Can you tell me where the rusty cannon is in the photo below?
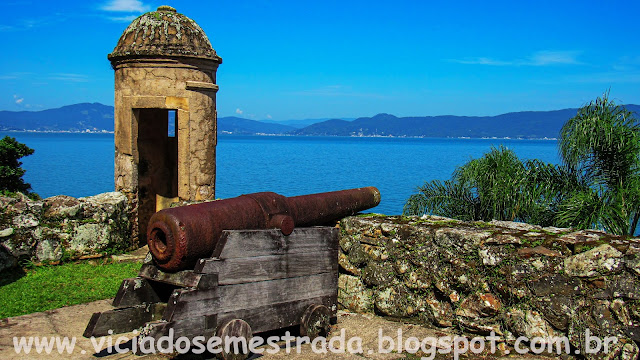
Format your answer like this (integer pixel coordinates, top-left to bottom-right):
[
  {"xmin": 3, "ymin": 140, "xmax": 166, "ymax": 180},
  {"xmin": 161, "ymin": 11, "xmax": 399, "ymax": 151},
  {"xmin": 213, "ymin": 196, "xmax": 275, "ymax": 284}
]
[
  {"xmin": 147, "ymin": 186, "xmax": 381, "ymax": 272},
  {"xmin": 85, "ymin": 186, "xmax": 380, "ymax": 359}
]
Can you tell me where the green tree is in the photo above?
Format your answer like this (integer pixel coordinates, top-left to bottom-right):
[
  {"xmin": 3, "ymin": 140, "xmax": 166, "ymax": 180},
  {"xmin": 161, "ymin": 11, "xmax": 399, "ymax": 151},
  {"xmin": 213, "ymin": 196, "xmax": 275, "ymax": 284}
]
[
  {"xmin": 404, "ymin": 146, "xmax": 573, "ymax": 226},
  {"xmin": 557, "ymin": 92, "xmax": 640, "ymax": 235},
  {"xmin": 0, "ymin": 136, "xmax": 35, "ymax": 195},
  {"xmin": 404, "ymin": 92, "xmax": 640, "ymax": 236}
]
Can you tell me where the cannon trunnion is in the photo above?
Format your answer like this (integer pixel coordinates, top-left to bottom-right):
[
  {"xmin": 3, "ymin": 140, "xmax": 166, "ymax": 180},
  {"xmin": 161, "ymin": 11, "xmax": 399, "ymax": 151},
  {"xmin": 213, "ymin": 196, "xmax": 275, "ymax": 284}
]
[
  {"xmin": 146, "ymin": 186, "xmax": 381, "ymax": 272},
  {"xmin": 84, "ymin": 187, "xmax": 380, "ymax": 358}
]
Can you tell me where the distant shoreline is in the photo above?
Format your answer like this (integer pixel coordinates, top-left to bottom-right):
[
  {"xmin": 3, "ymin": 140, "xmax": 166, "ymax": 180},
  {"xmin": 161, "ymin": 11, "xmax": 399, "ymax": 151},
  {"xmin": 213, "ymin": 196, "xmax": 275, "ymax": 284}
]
[
  {"xmin": 0, "ymin": 130, "xmax": 114, "ymax": 134},
  {"xmin": 1, "ymin": 130, "xmax": 557, "ymax": 141}
]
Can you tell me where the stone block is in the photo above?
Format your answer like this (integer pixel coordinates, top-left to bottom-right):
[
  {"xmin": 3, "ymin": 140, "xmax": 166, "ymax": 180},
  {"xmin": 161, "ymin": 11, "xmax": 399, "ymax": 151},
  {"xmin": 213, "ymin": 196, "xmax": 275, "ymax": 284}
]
[
  {"xmin": 564, "ymin": 244, "xmax": 624, "ymax": 277},
  {"xmin": 338, "ymin": 274, "xmax": 373, "ymax": 313}
]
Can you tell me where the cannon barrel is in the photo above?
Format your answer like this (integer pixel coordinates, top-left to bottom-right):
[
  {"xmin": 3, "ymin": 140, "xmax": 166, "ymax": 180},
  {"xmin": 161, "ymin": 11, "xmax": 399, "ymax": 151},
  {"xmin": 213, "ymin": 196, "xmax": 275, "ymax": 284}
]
[{"xmin": 147, "ymin": 186, "xmax": 381, "ymax": 272}]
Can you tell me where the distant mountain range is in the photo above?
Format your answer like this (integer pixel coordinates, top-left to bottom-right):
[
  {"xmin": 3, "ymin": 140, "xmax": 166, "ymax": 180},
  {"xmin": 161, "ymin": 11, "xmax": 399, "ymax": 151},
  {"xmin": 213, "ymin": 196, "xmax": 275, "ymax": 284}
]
[
  {"xmin": 218, "ymin": 116, "xmax": 296, "ymax": 134},
  {"xmin": 0, "ymin": 103, "xmax": 115, "ymax": 132},
  {"xmin": 261, "ymin": 118, "xmax": 356, "ymax": 129},
  {"xmin": 1, "ymin": 103, "xmax": 639, "ymax": 139}
]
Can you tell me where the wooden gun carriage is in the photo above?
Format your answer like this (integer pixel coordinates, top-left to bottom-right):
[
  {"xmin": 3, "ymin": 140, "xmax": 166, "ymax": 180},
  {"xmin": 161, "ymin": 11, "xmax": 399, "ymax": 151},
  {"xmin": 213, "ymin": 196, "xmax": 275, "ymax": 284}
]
[{"xmin": 84, "ymin": 187, "xmax": 380, "ymax": 358}]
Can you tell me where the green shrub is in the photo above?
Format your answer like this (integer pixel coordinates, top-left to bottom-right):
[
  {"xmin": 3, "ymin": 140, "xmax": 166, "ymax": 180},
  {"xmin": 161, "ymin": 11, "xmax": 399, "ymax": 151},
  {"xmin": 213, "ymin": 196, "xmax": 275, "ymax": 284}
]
[{"xmin": 0, "ymin": 136, "xmax": 35, "ymax": 195}]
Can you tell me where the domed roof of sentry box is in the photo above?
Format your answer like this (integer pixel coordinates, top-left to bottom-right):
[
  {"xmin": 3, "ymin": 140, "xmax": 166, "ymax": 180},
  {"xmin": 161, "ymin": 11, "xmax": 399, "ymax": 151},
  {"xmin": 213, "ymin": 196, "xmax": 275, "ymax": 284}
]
[{"xmin": 108, "ymin": 5, "xmax": 222, "ymax": 63}]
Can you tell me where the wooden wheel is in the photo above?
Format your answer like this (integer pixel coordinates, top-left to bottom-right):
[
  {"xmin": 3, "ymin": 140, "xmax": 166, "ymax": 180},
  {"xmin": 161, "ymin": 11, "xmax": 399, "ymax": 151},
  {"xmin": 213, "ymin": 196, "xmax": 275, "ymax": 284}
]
[
  {"xmin": 299, "ymin": 304, "xmax": 331, "ymax": 339},
  {"xmin": 216, "ymin": 319, "xmax": 252, "ymax": 360}
]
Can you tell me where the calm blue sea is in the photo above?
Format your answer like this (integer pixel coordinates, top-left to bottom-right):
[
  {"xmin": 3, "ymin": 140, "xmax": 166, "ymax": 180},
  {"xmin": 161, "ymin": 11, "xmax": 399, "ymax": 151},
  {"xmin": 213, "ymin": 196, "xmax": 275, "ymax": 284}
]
[{"xmin": 1, "ymin": 132, "xmax": 559, "ymax": 215}]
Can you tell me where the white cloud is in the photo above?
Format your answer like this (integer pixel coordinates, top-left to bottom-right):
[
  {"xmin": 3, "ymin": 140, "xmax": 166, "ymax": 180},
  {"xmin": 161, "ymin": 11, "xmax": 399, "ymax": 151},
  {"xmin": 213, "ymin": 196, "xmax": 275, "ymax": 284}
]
[
  {"xmin": 235, "ymin": 108, "xmax": 243, "ymax": 115},
  {"xmin": 449, "ymin": 50, "xmax": 582, "ymax": 67},
  {"xmin": 449, "ymin": 57, "xmax": 512, "ymax": 66},
  {"xmin": 0, "ymin": 15, "xmax": 67, "ymax": 32},
  {"xmin": 101, "ymin": 0, "xmax": 149, "ymax": 12},
  {"xmin": 266, "ymin": 114, "xmax": 272, "ymax": 119},
  {"xmin": 529, "ymin": 51, "xmax": 581, "ymax": 66},
  {"xmin": 13, "ymin": 95, "xmax": 24, "ymax": 104},
  {"xmin": 108, "ymin": 15, "xmax": 139, "ymax": 22},
  {"xmin": 611, "ymin": 56, "xmax": 640, "ymax": 72},
  {"xmin": 48, "ymin": 73, "xmax": 89, "ymax": 82}
]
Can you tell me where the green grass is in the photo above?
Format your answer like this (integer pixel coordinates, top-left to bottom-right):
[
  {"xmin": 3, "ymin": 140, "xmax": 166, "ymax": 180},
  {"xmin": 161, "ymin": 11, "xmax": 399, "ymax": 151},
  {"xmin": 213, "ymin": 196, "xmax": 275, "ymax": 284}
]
[{"xmin": 0, "ymin": 261, "xmax": 140, "ymax": 319}]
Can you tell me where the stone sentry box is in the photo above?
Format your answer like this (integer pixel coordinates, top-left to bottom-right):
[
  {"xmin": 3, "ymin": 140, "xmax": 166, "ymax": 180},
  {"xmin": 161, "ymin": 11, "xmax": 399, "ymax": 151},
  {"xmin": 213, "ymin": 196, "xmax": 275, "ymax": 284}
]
[{"xmin": 109, "ymin": 5, "xmax": 222, "ymax": 243}]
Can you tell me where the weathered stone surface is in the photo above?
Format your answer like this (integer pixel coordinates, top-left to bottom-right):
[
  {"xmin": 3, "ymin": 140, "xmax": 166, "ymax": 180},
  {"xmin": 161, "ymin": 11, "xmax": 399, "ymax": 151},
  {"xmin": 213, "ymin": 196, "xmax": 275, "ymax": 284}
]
[
  {"xmin": 529, "ymin": 274, "xmax": 581, "ymax": 297},
  {"xmin": 431, "ymin": 265, "xmax": 456, "ymax": 297},
  {"xmin": 12, "ymin": 214, "xmax": 39, "ymax": 228},
  {"xmin": 379, "ymin": 222, "xmax": 401, "ymax": 236},
  {"xmin": 360, "ymin": 243, "xmax": 388, "ymax": 261},
  {"xmin": 361, "ymin": 262, "xmax": 395, "ymax": 287},
  {"xmin": 564, "ymin": 244, "xmax": 624, "ymax": 277},
  {"xmin": 485, "ymin": 233, "xmax": 523, "ymax": 245},
  {"xmin": 347, "ymin": 242, "xmax": 370, "ymax": 267},
  {"xmin": 337, "ymin": 215, "xmax": 640, "ymax": 360},
  {"xmin": 592, "ymin": 301, "xmax": 624, "ymax": 336},
  {"xmin": 534, "ymin": 296, "xmax": 573, "ymax": 331},
  {"xmin": 435, "ymin": 227, "xmax": 491, "ymax": 248},
  {"xmin": 542, "ymin": 226, "xmax": 572, "ymax": 235},
  {"xmin": 506, "ymin": 308, "xmax": 562, "ymax": 341},
  {"xmin": 610, "ymin": 299, "xmax": 633, "ymax": 327},
  {"xmin": 393, "ymin": 259, "xmax": 410, "ymax": 274},
  {"xmin": 629, "ymin": 301, "xmax": 640, "ymax": 322},
  {"xmin": 338, "ymin": 251, "xmax": 360, "ymax": 276},
  {"xmin": 558, "ymin": 230, "xmax": 605, "ymax": 245},
  {"xmin": 621, "ymin": 343, "xmax": 640, "ymax": 360},
  {"xmin": 418, "ymin": 294, "xmax": 454, "ymax": 327},
  {"xmin": 80, "ymin": 192, "xmax": 128, "ymax": 221},
  {"xmin": 455, "ymin": 293, "xmax": 501, "ymax": 318},
  {"xmin": 517, "ymin": 246, "xmax": 562, "ymax": 258},
  {"xmin": 0, "ymin": 192, "xmax": 131, "ymax": 270},
  {"xmin": 626, "ymin": 253, "xmax": 640, "ymax": 276},
  {"xmin": 338, "ymin": 274, "xmax": 373, "ymax": 313},
  {"xmin": 569, "ymin": 302, "xmax": 636, "ymax": 359},
  {"xmin": 7, "ymin": 193, "xmax": 42, "ymax": 214},
  {"xmin": 360, "ymin": 233, "xmax": 386, "ymax": 246},
  {"xmin": 404, "ymin": 269, "xmax": 431, "ymax": 289},
  {"xmin": 339, "ymin": 231, "xmax": 357, "ymax": 253},
  {"xmin": 479, "ymin": 247, "xmax": 503, "ymax": 265},
  {"xmin": 0, "ymin": 228, "xmax": 14, "ymax": 238},
  {"xmin": 493, "ymin": 273, "xmax": 532, "ymax": 301},
  {"xmin": 489, "ymin": 220, "xmax": 538, "ymax": 232},
  {"xmin": 609, "ymin": 273, "xmax": 640, "ymax": 300},
  {"xmin": 374, "ymin": 286, "xmax": 417, "ymax": 317},
  {"xmin": 109, "ymin": 6, "xmax": 220, "ymax": 61},
  {"xmin": 35, "ymin": 238, "xmax": 62, "ymax": 262},
  {"xmin": 69, "ymin": 224, "xmax": 110, "ymax": 253},
  {"xmin": 43, "ymin": 195, "xmax": 81, "ymax": 219},
  {"xmin": 2, "ymin": 233, "xmax": 35, "ymax": 259},
  {"xmin": 457, "ymin": 317, "xmax": 503, "ymax": 336}
]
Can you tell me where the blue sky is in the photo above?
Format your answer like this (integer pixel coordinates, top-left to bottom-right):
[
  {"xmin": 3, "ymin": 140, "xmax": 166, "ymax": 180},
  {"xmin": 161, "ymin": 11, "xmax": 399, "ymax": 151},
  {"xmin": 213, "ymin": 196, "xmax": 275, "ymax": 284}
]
[{"xmin": 1, "ymin": 0, "xmax": 639, "ymax": 120}]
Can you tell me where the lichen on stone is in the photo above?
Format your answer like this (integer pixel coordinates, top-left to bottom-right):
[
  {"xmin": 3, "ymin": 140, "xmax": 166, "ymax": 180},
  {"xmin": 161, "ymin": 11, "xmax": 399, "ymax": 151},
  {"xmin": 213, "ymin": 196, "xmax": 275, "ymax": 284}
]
[
  {"xmin": 336, "ymin": 214, "xmax": 640, "ymax": 358},
  {"xmin": 108, "ymin": 7, "xmax": 219, "ymax": 62}
]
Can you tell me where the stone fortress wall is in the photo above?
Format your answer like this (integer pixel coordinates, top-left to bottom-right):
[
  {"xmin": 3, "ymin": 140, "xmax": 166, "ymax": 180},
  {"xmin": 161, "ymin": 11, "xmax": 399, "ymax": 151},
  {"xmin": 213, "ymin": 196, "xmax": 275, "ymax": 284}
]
[
  {"xmin": 338, "ymin": 214, "xmax": 640, "ymax": 358},
  {"xmin": 0, "ymin": 192, "xmax": 131, "ymax": 271}
]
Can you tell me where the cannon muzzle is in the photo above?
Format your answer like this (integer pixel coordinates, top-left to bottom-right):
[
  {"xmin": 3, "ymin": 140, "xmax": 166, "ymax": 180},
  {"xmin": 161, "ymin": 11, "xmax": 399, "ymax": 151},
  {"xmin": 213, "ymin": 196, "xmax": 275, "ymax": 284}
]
[{"xmin": 147, "ymin": 187, "xmax": 380, "ymax": 272}]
